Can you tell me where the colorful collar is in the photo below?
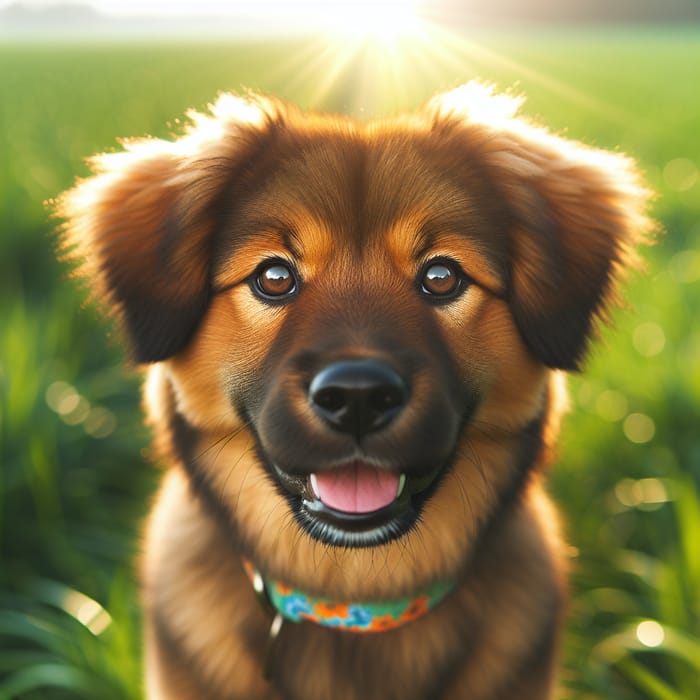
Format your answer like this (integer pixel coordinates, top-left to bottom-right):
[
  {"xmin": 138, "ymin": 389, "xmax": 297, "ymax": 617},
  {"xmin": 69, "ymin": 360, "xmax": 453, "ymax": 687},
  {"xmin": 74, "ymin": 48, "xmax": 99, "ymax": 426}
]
[{"xmin": 244, "ymin": 560, "xmax": 455, "ymax": 634}]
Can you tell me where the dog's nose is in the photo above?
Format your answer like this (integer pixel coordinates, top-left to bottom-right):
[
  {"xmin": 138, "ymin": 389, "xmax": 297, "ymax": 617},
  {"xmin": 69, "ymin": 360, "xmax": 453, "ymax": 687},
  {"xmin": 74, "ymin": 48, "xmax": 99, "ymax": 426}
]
[{"xmin": 309, "ymin": 359, "xmax": 408, "ymax": 438}]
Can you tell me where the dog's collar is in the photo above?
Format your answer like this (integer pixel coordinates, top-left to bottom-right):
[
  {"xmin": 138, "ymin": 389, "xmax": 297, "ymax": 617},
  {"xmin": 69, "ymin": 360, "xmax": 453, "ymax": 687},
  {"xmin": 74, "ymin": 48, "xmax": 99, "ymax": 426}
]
[{"xmin": 244, "ymin": 560, "xmax": 455, "ymax": 633}]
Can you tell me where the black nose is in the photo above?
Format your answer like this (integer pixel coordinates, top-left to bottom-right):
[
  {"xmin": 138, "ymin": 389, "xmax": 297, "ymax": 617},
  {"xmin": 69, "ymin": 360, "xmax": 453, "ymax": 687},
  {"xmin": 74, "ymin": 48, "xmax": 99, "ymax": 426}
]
[{"xmin": 309, "ymin": 360, "xmax": 408, "ymax": 438}]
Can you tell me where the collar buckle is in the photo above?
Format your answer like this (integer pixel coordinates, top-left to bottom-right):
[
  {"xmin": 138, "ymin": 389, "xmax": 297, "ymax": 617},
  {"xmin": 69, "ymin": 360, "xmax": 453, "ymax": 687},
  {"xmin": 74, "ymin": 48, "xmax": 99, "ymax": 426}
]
[{"xmin": 250, "ymin": 564, "xmax": 275, "ymax": 615}]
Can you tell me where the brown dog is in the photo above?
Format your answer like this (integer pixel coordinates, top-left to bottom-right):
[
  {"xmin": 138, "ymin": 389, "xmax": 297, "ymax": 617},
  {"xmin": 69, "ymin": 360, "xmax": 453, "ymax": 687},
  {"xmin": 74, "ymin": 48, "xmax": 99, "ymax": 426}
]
[{"xmin": 59, "ymin": 83, "xmax": 651, "ymax": 699}]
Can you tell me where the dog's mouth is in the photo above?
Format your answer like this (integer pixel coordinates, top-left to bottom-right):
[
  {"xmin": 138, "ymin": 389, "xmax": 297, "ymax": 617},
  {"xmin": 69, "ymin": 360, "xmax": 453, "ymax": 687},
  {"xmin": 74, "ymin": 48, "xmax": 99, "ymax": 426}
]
[
  {"xmin": 272, "ymin": 460, "xmax": 442, "ymax": 547},
  {"xmin": 311, "ymin": 463, "xmax": 405, "ymax": 513}
]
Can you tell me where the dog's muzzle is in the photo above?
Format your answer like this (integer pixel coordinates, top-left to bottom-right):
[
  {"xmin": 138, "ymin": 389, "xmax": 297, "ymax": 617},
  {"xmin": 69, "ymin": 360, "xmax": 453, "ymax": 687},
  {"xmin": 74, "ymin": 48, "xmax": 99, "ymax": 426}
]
[{"xmin": 269, "ymin": 358, "xmax": 447, "ymax": 547}]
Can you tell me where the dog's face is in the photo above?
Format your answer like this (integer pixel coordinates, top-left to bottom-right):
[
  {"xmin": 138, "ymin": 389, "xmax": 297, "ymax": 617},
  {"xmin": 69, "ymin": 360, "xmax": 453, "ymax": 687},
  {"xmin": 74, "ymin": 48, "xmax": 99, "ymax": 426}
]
[
  {"xmin": 60, "ymin": 85, "xmax": 647, "ymax": 589},
  {"xmin": 166, "ymin": 124, "xmax": 556, "ymax": 551}
]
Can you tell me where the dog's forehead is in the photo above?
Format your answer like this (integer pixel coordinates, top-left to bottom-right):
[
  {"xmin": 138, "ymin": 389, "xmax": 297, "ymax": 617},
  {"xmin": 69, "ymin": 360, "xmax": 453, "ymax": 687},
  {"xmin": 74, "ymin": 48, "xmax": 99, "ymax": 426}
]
[
  {"xmin": 269, "ymin": 129, "xmax": 488, "ymax": 233},
  {"xmin": 214, "ymin": 125, "xmax": 506, "ymax": 278}
]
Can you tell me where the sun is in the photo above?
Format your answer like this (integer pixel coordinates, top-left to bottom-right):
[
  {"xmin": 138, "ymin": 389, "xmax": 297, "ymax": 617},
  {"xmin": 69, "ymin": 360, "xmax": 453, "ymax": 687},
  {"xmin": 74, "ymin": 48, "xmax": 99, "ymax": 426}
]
[
  {"xmin": 83, "ymin": 0, "xmax": 612, "ymax": 132},
  {"xmin": 320, "ymin": 1, "xmax": 425, "ymax": 47},
  {"xmin": 89, "ymin": 0, "xmax": 425, "ymax": 44}
]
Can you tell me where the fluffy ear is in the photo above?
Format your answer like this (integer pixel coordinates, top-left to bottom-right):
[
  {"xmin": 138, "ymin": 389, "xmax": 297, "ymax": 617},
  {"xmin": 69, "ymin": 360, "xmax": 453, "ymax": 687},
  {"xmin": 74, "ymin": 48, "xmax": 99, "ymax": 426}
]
[
  {"xmin": 57, "ymin": 94, "xmax": 278, "ymax": 363},
  {"xmin": 430, "ymin": 83, "xmax": 654, "ymax": 370}
]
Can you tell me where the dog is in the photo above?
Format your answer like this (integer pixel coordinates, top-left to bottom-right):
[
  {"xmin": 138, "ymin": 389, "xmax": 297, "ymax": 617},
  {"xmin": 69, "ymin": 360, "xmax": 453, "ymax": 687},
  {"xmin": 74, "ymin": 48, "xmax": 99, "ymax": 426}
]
[{"xmin": 58, "ymin": 83, "xmax": 651, "ymax": 699}]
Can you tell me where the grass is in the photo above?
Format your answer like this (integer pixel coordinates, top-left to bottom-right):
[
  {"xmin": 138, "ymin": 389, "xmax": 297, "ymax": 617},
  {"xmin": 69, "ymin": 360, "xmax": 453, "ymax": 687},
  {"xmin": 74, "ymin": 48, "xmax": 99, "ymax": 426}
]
[{"xmin": 1, "ymin": 26, "xmax": 699, "ymax": 698}]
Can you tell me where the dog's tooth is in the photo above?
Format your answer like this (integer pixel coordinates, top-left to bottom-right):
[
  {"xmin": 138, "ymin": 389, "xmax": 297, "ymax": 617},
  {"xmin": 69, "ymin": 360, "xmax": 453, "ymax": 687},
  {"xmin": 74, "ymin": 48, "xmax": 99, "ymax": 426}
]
[
  {"xmin": 396, "ymin": 473, "xmax": 407, "ymax": 499},
  {"xmin": 309, "ymin": 473, "xmax": 320, "ymax": 499}
]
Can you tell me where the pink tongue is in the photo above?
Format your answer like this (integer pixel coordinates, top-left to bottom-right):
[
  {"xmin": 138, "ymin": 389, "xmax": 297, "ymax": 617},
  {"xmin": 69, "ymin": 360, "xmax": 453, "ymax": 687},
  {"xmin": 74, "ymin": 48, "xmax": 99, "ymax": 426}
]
[{"xmin": 313, "ymin": 463, "xmax": 400, "ymax": 514}]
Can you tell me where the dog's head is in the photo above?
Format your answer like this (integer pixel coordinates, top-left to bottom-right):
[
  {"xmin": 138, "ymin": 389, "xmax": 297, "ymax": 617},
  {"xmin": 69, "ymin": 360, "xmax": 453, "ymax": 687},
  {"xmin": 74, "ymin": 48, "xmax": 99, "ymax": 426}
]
[{"xmin": 59, "ymin": 84, "xmax": 650, "ymax": 588}]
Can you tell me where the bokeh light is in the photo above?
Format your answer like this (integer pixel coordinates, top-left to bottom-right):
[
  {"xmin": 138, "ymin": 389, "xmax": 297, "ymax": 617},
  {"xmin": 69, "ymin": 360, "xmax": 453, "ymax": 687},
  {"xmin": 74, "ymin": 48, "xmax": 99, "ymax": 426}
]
[
  {"xmin": 614, "ymin": 477, "xmax": 672, "ymax": 510},
  {"xmin": 632, "ymin": 322, "xmax": 666, "ymax": 357},
  {"xmin": 670, "ymin": 249, "xmax": 700, "ymax": 284},
  {"xmin": 45, "ymin": 380, "xmax": 117, "ymax": 438},
  {"xmin": 61, "ymin": 589, "xmax": 113, "ymax": 635},
  {"xmin": 596, "ymin": 390, "xmax": 629, "ymax": 422},
  {"xmin": 623, "ymin": 413, "xmax": 656, "ymax": 444},
  {"xmin": 636, "ymin": 620, "xmax": 665, "ymax": 648},
  {"xmin": 663, "ymin": 157, "xmax": 698, "ymax": 192}
]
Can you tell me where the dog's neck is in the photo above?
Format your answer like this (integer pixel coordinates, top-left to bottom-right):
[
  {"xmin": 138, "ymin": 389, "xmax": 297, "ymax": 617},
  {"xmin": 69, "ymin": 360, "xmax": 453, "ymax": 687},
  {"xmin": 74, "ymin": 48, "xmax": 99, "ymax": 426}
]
[{"xmin": 243, "ymin": 559, "xmax": 455, "ymax": 633}]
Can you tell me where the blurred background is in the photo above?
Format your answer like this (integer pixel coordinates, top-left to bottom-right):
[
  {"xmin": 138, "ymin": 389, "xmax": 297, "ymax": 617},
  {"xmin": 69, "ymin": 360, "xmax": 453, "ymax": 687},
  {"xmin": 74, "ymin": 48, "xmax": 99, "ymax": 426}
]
[{"xmin": 1, "ymin": 1, "xmax": 699, "ymax": 698}]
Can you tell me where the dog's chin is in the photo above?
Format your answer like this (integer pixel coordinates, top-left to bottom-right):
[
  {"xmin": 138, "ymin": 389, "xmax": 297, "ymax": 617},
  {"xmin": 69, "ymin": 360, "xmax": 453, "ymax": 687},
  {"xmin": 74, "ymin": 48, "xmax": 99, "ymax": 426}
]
[{"xmin": 270, "ymin": 460, "xmax": 445, "ymax": 548}]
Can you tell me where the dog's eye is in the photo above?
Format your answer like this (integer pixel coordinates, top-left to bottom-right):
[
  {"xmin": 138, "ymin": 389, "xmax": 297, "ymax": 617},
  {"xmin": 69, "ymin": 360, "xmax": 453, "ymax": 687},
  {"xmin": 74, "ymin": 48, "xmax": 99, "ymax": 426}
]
[
  {"xmin": 253, "ymin": 260, "xmax": 298, "ymax": 300},
  {"xmin": 419, "ymin": 260, "xmax": 465, "ymax": 300}
]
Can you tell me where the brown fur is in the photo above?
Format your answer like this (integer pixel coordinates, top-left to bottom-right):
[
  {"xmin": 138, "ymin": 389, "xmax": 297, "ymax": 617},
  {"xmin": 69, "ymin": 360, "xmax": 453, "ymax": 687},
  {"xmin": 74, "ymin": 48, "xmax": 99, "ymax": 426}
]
[{"xmin": 58, "ymin": 83, "xmax": 652, "ymax": 699}]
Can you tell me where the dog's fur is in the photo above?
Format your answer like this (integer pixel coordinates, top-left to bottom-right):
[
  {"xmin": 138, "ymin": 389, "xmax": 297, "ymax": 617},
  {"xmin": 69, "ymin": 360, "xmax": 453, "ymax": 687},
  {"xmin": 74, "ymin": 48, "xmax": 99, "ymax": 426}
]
[{"xmin": 59, "ymin": 83, "xmax": 651, "ymax": 700}]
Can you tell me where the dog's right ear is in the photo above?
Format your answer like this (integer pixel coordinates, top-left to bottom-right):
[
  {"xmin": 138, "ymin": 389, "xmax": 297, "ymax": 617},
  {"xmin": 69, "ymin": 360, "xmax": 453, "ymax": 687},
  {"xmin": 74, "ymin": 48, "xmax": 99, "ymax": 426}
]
[{"xmin": 57, "ymin": 94, "xmax": 279, "ymax": 364}]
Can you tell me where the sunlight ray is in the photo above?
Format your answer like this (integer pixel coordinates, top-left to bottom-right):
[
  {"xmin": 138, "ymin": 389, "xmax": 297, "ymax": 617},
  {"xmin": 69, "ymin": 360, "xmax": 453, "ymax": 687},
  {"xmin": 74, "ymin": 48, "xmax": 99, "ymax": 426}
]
[
  {"xmin": 264, "ymin": 37, "xmax": 349, "ymax": 105},
  {"xmin": 424, "ymin": 24, "xmax": 634, "ymax": 126},
  {"xmin": 265, "ymin": 15, "xmax": 638, "ymax": 128},
  {"xmin": 304, "ymin": 41, "xmax": 367, "ymax": 110}
]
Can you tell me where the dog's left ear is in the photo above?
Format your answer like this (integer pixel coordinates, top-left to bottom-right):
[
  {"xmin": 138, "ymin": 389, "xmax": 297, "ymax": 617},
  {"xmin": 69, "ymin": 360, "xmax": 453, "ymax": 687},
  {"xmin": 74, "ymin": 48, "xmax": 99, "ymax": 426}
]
[
  {"xmin": 431, "ymin": 83, "xmax": 654, "ymax": 370},
  {"xmin": 57, "ymin": 94, "xmax": 279, "ymax": 364}
]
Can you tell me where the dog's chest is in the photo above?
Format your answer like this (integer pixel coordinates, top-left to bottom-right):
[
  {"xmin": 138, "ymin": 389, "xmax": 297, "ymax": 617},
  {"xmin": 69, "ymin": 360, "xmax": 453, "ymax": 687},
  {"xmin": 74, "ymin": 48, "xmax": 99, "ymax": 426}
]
[{"xmin": 269, "ymin": 620, "xmax": 458, "ymax": 700}]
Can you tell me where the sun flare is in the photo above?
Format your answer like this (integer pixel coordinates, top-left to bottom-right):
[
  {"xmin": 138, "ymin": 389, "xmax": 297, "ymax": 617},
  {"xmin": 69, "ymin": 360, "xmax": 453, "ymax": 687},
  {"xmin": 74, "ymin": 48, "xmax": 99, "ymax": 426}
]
[
  {"xmin": 80, "ymin": 0, "xmax": 621, "ymax": 132},
  {"xmin": 320, "ymin": 1, "xmax": 425, "ymax": 47},
  {"xmin": 91, "ymin": 0, "xmax": 426, "ymax": 44}
]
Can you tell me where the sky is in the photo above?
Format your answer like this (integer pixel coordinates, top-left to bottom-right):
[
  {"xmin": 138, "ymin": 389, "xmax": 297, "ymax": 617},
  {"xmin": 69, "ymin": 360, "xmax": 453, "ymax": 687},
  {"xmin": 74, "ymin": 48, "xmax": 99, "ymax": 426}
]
[
  {"xmin": 3, "ymin": 0, "xmax": 695, "ymax": 32},
  {"xmin": 0, "ymin": 0, "xmax": 422, "ymax": 17},
  {"xmin": 0, "ymin": 0, "xmax": 429, "ymax": 40}
]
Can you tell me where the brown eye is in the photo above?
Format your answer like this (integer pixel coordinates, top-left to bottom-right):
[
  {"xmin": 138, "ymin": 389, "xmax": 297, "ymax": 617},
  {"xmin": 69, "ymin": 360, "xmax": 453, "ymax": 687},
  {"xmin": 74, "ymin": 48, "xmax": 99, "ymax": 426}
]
[
  {"xmin": 254, "ymin": 261, "xmax": 298, "ymax": 300},
  {"xmin": 420, "ymin": 260, "xmax": 464, "ymax": 299}
]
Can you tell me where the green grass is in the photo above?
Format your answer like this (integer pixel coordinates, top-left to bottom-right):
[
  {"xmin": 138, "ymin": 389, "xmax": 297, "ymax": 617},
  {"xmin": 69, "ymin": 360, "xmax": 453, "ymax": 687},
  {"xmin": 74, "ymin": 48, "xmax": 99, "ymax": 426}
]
[{"xmin": 1, "ymin": 27, "xmax": 699, "ymax": 699}]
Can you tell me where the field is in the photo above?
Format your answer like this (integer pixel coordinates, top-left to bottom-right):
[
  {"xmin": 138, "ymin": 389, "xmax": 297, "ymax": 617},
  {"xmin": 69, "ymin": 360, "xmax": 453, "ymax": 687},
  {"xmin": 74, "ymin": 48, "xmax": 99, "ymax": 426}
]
[{"xmin": 1, "ymin": 26, "xmax": 699, "ymax": 699}]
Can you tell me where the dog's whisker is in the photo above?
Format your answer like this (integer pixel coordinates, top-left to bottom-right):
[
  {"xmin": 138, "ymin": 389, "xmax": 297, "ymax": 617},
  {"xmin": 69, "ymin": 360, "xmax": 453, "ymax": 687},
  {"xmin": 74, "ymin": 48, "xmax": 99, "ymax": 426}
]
[
  {"xmin": 456, "ymin": 472, "xmax": 475, "ymax": 530},
  {"xmin": 460, "ymin": 439, "xmax": 499, "ymax": 508},
  {"xmin": 255, "ymin": 500, "xmax": 289, "ymax": 553},
  {"xmin": 195, "ymin": 422, "xmax": 247, "ymax": 463},
  {"xmin": 222, "ymin": 444, "xmax": 257, "ymax": 510}
]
